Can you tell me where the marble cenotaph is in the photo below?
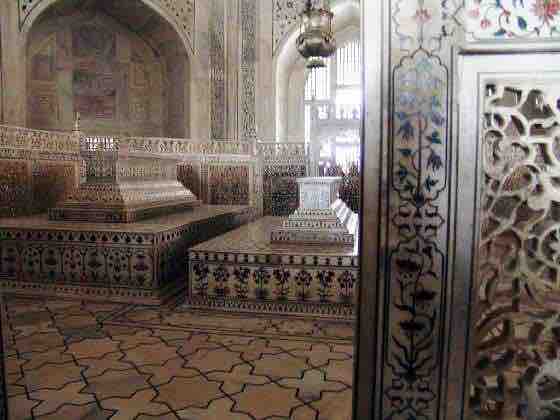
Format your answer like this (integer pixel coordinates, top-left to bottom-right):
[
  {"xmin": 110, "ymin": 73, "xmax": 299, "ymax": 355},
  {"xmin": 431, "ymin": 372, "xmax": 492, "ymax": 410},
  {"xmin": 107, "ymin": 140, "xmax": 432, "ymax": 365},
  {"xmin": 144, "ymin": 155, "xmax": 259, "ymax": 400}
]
[
  {"xmin": 49, "ymin": 135, "xmax": 200, "ymax": 223},
  {"xmin": 270, "ymin": 177, "xmax": 357, "ymax": 247}
]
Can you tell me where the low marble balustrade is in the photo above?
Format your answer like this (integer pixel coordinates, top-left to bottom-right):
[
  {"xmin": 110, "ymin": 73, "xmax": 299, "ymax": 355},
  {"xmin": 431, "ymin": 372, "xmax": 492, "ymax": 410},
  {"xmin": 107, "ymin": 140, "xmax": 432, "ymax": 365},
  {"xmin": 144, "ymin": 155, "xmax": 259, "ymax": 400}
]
[
  {"xmin": 122, "ymin": 136, "xmax": 254, "ymax": 156},
  {"xmin": 0, "ymin": 125, "xmax": 311, "ymax": 219},
  {"xmin": 0, "ymin": 125, "xmax": 81, "ymax": 217},
  {"xmin": 256, "ymin": 141, "xmax": 307, "ymax": 160}
]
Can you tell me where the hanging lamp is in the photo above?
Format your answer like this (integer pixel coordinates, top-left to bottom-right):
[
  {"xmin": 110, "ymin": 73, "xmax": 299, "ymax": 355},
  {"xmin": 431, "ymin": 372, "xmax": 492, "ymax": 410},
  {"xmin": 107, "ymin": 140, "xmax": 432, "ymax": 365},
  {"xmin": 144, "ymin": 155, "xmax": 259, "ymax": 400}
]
[{"xmin": 296, "ymin": 0, "xmax": 336, "ymax": 69}]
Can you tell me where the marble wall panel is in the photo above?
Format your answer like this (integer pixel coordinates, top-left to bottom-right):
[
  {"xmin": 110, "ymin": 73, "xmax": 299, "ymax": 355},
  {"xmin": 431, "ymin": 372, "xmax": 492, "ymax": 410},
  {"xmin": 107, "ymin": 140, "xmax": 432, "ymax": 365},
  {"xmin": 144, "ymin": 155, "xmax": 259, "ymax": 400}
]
[
  {"xmin": 380, "ymin": 1, "xmax": 464, "ymax": 419},
  {"xmin": 465, "ymin": 0, "xmax": 560, "ymax": 42},
  {"xmin": 208, "ymin": 164, "xmax": 250, "ymax": 205},
  {"xmin": 263, "ymin": 163, "xmax": 307, "ymax": 216},
  {"xmin": 0, "ymin": 160, "xmax": 32, "ymax": 217},
  {"xmin": 27, "ymin": 12, "xmax": 166, "ymax": 136},
  {"xmin": 31, "ymin": 161, "xmax": 78, "ymax": 213}
]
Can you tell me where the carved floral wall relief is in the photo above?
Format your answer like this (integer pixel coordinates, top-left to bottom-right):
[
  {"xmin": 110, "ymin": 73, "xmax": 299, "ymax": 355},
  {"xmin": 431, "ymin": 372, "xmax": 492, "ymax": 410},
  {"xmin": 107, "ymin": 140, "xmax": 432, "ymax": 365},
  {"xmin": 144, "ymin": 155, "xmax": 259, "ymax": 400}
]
[{"xmin": 469, "ymin": 83, "xmax": 560, "ymax": 419}]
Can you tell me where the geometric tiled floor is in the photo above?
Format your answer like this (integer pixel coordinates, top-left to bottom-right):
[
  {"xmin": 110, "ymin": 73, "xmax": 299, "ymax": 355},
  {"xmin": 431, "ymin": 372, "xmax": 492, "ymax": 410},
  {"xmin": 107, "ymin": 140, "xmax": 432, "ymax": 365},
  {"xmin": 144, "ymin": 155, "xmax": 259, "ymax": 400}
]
[{"xmin": 1, "ymin": 295, "xmax": 354, "ymax": 419}]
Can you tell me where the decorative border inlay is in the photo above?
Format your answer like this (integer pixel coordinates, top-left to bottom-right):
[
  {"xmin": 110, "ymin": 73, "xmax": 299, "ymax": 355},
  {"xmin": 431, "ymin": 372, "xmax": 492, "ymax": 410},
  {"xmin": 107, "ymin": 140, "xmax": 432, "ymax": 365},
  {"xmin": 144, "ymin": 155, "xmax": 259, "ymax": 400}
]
[
  {"xmin": 240, "ymin": 0, "xmax": 257, "ymax": 139},
  {"xmin": 210, "ymin": 0, "xmax": 227, "ymax": 139}
]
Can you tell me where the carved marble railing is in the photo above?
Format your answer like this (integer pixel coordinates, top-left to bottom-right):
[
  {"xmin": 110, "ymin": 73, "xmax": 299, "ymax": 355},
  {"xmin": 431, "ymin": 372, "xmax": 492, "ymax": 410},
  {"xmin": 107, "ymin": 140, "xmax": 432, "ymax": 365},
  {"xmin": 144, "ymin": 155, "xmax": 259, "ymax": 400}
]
[
  {"xmin": 0, "ymin": 124, "xmax": 80, "ymax": 160},
  {"xmin": 123, "ymin": 136, "xmax": 254, "ymax": 156},
  {"xmin": 81, "ymin": 135, "xmax": 254, "ymax": 156},
  {"xmin": 256, "ymin": 141, "xmax": 307, "ymax": 158},
  {"xmin": 0, "ymin": 125, "xmax": 311, "ymax": 218},
  {"xmin": 0, "ymin": 126, "xmax": 308, "ymax": 160},
  {"xmin": 313, "ymin": 103, "xmax": 362, "ymax": 122},
  {"xmin": 0, "ymin": 125, "xmax": 82, "ymax": 216}
]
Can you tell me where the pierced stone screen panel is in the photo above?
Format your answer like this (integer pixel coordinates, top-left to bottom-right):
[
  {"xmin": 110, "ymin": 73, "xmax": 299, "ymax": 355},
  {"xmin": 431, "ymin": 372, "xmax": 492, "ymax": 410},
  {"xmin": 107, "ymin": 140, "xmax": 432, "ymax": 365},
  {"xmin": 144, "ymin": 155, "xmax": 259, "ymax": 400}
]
[{"xmin": 471, "ymin": 81, "xmax": 560, "ymax": 419}]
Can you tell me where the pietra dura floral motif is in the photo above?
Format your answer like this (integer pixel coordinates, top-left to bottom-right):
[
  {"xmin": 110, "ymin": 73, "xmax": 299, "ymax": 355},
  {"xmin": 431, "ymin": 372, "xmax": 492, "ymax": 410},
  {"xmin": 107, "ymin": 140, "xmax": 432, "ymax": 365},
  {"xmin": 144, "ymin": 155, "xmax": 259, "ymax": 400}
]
[
  {"xmin": 385, "ymin": 0, "xmax": 462, "ymax": 419},
  {"xmin": 240, "ymin": 0, "xmax": 258, "ymax": 139},
  {"xmin": 188, "ymin": 218, "xmax": 358, "ymax": 317},
  {"xmin": 466, "ymin": 0, "xmax": 560, "ymax": 40},
  {"xmin": 191, "ymin": 261, "xmax": 358, "ymax": 315},
  {"xmin": 0, "ymin": 207, "xmax": 254, "ymax": 305},
  {"xmin": 386, "ymin": 0, "xmax": 560, "ymax": 417}
]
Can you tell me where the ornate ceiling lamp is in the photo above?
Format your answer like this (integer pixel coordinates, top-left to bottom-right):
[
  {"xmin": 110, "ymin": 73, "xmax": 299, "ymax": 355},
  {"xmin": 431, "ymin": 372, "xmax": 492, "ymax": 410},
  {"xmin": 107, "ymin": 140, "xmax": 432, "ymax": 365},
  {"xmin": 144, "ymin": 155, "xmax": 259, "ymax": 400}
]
[{"xmin": 296, "ymin": 0, "xmax": 336, "ymax": 69}]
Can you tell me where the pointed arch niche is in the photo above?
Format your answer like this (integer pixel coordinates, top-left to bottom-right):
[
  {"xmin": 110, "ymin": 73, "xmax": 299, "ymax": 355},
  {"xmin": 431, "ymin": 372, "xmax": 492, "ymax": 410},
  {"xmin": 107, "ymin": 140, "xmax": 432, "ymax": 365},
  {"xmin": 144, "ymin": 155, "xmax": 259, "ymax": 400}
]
[{"xmin": 23, "ymin": 0, "xmax": 198, "ymax": 137}]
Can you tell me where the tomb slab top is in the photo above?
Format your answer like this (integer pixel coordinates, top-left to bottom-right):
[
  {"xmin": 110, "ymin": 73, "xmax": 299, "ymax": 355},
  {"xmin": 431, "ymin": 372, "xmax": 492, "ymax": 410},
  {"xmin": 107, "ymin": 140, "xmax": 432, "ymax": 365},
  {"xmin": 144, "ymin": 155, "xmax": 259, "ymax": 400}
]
[{"xmin": 191, "ymin": 216, "xmax": 358, "ymax": 257}]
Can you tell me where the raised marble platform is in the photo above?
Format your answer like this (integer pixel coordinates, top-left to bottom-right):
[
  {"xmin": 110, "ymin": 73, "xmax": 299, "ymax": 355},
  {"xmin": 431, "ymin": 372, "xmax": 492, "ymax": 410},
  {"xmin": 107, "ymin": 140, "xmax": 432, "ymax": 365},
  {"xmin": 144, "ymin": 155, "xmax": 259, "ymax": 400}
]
[
  {"xmin": 187, "ymin": 217, "xmax": 358, "ymax": 318},
  {"xmin": 0, "ymin": 205, "xmax": 255, "ymax": 304}
]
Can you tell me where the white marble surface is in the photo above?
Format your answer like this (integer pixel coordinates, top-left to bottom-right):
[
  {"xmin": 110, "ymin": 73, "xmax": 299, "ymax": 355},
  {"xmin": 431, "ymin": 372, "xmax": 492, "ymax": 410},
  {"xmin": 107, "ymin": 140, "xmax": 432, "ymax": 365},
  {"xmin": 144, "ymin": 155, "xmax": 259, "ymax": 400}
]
[{"xmin": 298, "ymin": 176, "xmax": 341, "ymax": 210}]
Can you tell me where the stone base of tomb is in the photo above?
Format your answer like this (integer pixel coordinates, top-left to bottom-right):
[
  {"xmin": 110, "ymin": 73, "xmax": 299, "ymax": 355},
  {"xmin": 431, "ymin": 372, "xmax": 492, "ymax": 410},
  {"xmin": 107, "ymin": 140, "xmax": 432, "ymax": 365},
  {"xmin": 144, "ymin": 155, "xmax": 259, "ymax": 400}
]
[
  {"xmin": 270, "ymin": 199, "xmax": 357, "ymax": 247},
  {"xmin": 49, "ymin": 181, "xmax": 201, "ymax": 223},
  {"xmin": 49, "ymin": 197, "xmax": 202, "ymax": 223},
  {"xmin": 186, "ymin": 217, "xmax": 358, "ymax": 319},
  {"xmin": 0, "ymin": 205, "xmax": 256, "ymax": 305}
]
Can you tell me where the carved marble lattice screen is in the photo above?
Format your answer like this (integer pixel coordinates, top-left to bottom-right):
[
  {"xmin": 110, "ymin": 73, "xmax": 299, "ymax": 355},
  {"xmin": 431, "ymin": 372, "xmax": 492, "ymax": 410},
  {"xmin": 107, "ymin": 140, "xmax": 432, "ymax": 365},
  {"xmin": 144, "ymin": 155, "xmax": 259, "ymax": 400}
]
[{"xmin": 457, "ymin": 54, "xmax": 560, "ymax": 420}]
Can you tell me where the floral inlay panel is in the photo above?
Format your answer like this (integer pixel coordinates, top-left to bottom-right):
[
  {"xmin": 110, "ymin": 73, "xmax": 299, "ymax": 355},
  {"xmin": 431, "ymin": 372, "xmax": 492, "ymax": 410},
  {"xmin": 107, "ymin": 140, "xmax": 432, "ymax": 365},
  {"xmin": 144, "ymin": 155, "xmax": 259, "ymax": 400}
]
[
  {"xmin": 382, "ymin": 0, "xmax": 464, "ymax": 418},
  {"xmin": 466, "ymin": 0, "xmax": 560, "ymax": 41},
  {"xmin": 188, "ymin": 217, "xmax": 358, "ymax": 317}
]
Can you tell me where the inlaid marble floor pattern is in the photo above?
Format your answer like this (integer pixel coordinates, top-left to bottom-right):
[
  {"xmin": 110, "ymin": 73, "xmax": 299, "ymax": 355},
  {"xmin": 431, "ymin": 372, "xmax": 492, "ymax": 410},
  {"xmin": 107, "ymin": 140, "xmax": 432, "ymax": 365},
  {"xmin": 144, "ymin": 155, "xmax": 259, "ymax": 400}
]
[{"xmin": 1, "ymin": 295, "xmax": 354, "ymax": 420}]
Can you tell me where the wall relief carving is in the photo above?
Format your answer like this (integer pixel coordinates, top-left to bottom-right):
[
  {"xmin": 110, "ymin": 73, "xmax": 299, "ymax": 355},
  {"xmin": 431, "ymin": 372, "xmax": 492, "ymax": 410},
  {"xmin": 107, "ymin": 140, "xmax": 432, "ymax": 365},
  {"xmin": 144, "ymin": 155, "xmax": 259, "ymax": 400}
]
[
  {"xmin": 471, "ymin": 82, "xmax": 560, "ymax": 420},
  {"xmin": 210, "ymin": 0, "xmax": 226, "ymax": 140}
]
